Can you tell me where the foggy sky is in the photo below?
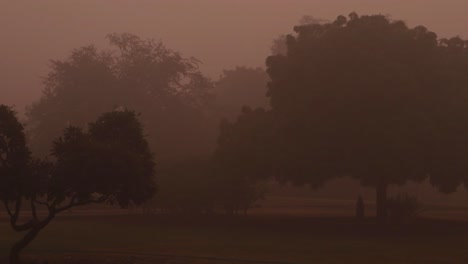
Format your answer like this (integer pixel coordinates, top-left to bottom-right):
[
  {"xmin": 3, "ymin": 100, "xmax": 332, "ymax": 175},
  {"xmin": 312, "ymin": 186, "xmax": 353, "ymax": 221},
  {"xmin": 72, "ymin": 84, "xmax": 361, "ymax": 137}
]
[{"xmin": 1, "ymin": 0, "xmax": 467, "ymax": 111}]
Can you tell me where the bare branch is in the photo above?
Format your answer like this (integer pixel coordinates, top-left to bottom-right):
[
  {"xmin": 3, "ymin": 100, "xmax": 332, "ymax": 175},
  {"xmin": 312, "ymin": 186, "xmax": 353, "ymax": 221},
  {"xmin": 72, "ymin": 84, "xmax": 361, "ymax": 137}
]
[{"xmin": 11, "ymin": 220, "xmax": 34, "ymax": 232}]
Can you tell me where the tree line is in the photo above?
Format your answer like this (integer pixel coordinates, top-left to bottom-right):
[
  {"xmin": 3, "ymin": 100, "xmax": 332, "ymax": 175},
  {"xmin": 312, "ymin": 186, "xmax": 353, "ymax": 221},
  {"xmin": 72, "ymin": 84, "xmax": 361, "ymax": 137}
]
[{"xmin": 2, "ymin": 12, "xmax": 468, "ymax": 263}]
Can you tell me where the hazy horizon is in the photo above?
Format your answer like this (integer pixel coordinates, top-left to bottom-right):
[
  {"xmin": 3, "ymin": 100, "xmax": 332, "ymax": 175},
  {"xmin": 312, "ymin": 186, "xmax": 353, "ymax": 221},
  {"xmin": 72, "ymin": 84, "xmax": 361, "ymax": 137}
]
[{"xmin": 1, "ymin": 0, "xmax": 467, "ymax": 111}]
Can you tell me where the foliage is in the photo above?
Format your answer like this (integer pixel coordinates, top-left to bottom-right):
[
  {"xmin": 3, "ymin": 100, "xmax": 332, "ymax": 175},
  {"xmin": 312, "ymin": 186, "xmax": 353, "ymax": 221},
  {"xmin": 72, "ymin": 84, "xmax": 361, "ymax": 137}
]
[
  {"xmin": 0, "ymin": 106, "xmax": 156, "ymax": 263},
  {"xmin": 51, "ymin": 110, "xmax": 155, "ymax": 207},
  {"xmin": 0, "ymin": 105, "xmax": 31, "ymax": 201},
  {"xmin": 266, "ymin": 13, "xmax": 440, "ymax": 187},
  {"xmin": 215, "ymin": 107, "xmax": 274, "ymax": 181},
  {"xmin": 215, "ymin": 171, "xmax": 266, "ymax": 215},
  {"xmin": 386, "ymin": 194, "xmax": 422, "ymax": 223},
  {"xmin": 427, "ymin": 36, "xmax": 468, "ymax": 193},
  {"xmin": 27, "ymin": 33, "xmax": 216, "ymax": 161},
  {"xmin": 262, "ymin": 13, "xmax": 468, "ymax": 221},
  {"xmin": 212, "ymin": 107, "xmax": 271, "ymax": 214}
]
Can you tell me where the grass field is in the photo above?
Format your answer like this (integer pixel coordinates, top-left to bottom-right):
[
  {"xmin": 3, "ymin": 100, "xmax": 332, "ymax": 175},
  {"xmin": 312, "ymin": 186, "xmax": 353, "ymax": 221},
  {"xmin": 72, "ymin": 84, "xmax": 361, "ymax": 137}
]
[{"xmin": 2, "ymin": 211, "xmax": 468, "ymax": 264}]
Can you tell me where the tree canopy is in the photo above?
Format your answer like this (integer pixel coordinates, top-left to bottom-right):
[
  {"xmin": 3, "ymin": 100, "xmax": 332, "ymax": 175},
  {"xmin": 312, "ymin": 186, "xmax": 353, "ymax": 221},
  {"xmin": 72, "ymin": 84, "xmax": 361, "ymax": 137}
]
[
  {"xmin": 264, "ymin": 13, "xmax": 468, "ymax": 221},
  {"xmin": 213, "ymin": 13, "xmax": 468, "ymax": 222}
]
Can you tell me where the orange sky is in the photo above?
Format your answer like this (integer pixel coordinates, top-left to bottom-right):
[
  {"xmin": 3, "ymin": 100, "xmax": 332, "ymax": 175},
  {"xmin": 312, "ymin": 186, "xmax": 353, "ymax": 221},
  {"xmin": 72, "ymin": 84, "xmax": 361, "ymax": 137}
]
[{"xmin": 1, "ymin": 0, "xmax": 467, "ymax": 111}]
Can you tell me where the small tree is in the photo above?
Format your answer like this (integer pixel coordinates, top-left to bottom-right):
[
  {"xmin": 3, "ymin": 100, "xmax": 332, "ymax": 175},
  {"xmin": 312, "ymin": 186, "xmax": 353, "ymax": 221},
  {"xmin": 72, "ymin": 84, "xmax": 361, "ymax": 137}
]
[{"xmin": 0, "ymin": 106, "xmax": 156, "ymax": 264}]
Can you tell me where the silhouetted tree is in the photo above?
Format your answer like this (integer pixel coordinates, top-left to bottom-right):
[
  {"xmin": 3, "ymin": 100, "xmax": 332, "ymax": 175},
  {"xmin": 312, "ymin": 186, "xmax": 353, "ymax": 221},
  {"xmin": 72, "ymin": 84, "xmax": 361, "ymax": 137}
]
[
  {"xmin": 213, "ymin": 107, "xmax": 272, "ymax": 214},
  {"xmin": 0, "ymin": 105, "xmax": 30, "ymax": 197},
  {"xmin": 1, "ymin": 106, "xmax": 155, "ymax": 264},
  {"xmin": 27, "ymin": 33, "xmax": 216, "ymax": 162},
  {"xmin": 265, "ymin": 13, "xmax": 452, "ymax": 222},
  {"xmin": 428, "ymin": 36, "xmax": 468, "ymax": 194},
  {"xmin": 215, "ymin": 67, "xmax": 270, "ymax": 120}
]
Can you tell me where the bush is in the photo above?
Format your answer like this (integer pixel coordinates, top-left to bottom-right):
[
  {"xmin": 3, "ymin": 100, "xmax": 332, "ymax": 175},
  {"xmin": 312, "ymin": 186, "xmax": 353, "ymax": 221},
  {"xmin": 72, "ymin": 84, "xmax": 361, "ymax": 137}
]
[{"xmin": 386, "ymin": 194, "xmax": 422, "ymax": 223}]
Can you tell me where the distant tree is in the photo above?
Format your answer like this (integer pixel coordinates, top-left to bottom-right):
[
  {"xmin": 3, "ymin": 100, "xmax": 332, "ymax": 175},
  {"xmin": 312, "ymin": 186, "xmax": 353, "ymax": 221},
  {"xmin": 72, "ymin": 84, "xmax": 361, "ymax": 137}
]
[
  {"xmin": 216, "ymin": 170, "xmax": 266, "ymax": 216},
  {"xmin": 143, "ymin": 155, "xmax": 265, "ymax": 216},
  {"xmin": 143, "ymin": 159, "xmax": 218, "ymax": 215},
  {"xmin": 27, "ymin": 33, "xmax": 216, "ymax": 161},
  {"xmin": 1, "ymin": 107, "xmax": 156, "ymax": 264},
  {"xmin": 386, "ymin": 193, "xmax": 422, "ymax": 224},
  {"xmin": 0, "ymin": 105, "xmax": 31, "ymax": 223},
  {"xmin": 265, "ymin": 13, "xmax": 459, "ymax": 223},
  {"xmin": 213, "ymin": 107, "xmax": 272, "ymax": 214},
  {"xmin": 215, "ymin": 67, "xmax": 270, "ymax": 120}
]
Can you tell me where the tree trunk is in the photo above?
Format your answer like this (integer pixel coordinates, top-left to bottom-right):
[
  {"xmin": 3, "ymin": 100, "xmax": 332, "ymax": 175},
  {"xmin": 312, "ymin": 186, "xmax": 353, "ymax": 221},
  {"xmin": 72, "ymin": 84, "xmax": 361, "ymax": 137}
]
[
  {"xmin": 9, "ymin": 228, "xmax": 41, "ymax": 264},
  {"xmin": 376, "ymin": 179, "xmax": 388, "ymax": 224}
]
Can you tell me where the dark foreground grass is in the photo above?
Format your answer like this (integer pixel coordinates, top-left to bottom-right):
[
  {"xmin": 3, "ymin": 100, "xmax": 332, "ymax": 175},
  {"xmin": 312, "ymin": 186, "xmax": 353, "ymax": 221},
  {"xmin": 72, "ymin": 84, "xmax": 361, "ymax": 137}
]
[{"xmin": 1, "ymin": 214, "xmax": 468, "ymax": 263}]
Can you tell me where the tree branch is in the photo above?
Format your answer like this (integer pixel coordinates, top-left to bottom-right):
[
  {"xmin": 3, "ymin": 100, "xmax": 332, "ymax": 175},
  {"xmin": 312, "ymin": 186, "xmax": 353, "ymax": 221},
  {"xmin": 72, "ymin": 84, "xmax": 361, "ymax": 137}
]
[
  {"xmin": 7, "ymin": 198, "xmax": 38, "ymax": 232},
  {"xmin": 3, "ymin": 200, "xmax": 13, "ymax": 217},
  {"xmin": 54, "ymin": 195, "xmax": 108, "ymax": 214},
  {"xmin": 11, "ymin": 198, "xmax": 22, "ymax": 222},
  {"xmin": 30, "ymin": 198, "xmax": 37, "ymax": 221},
  {"xmin": 33, "ymin": 198, "xmax": 51, "ymax": 209}
]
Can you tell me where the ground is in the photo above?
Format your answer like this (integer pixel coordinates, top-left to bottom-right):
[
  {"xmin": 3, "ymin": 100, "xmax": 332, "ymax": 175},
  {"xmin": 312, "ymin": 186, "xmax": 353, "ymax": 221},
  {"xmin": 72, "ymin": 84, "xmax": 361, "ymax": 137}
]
[
  {"xmin": 2, "ymin": 212, "xmax": 468, "ymax": 264},
  {"xmin": 2, "ymin": 191, "xmax": 468, "ymax": 264}
]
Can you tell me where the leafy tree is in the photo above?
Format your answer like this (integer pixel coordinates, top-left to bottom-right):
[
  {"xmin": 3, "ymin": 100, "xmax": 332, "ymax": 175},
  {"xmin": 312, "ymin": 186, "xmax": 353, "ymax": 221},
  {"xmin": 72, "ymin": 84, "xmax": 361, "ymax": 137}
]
[
  {"xmin": 265, "ymin": 13, "xmax": 456, "ymax": 222},
  {"xmin": 27, "ymin": 33, "xmax": 216, "ymax": 161},
  {"xmin": 215, "ymin": 170, "xmax": 266, "ymax": 216},
  {"xmin": 213, "ymin": 107, "xmax": 272, "ymax": 214},
  {"xmin": 215, "ymin": 67, "xmax": 270, "ymax": 120},
  {"xmin": 1, "ymin": 106, "xmax": 155, "ymax": 264}
]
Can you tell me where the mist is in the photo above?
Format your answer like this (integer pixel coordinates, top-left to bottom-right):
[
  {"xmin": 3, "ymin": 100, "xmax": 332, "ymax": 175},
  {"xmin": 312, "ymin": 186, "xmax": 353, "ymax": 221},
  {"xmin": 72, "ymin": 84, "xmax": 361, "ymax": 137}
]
[
  {"xmin": 1, "ymin": 0, "xmax": 467, "ymax": 110},
  {"xmin": 2, "ymin": 1, "xmax": 468, "ymax": 264}
]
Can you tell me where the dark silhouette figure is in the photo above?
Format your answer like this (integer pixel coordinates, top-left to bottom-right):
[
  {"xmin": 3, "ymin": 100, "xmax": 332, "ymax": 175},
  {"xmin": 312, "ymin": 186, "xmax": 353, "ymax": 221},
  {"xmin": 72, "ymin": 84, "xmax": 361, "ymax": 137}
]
[{"xmin": 356, "ymin": 195, "xmax": 365, "ymax": 221}]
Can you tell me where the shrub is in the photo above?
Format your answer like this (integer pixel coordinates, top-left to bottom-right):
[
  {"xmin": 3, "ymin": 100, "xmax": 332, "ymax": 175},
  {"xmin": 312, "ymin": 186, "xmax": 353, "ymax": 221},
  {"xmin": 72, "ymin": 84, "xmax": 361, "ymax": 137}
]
[{"xmin": 386, "ymin": 194, "xmax": 422, "ymax": 223}]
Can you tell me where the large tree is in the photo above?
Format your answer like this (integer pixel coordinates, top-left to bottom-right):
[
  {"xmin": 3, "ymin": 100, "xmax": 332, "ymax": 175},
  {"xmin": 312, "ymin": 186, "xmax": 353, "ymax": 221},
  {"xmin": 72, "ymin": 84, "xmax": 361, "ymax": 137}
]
[
  {"xmin": 265, "ymin": 13, "xmax": 468, "ymax": 222},
  {"xmin": 1, "ymin": 106, "xmax": 156, "ymax": 264},
  {"xmin": 27, "ymin": 33, "xmax": 216, "ymax": 161}
]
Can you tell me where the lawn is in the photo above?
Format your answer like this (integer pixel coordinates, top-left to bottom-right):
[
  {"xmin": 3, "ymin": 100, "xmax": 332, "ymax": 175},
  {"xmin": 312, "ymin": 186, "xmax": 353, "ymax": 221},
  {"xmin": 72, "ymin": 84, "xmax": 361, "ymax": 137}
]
[{"xmin": 2, "ymin": 213, "xmax": 468, "ymax": 263}]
